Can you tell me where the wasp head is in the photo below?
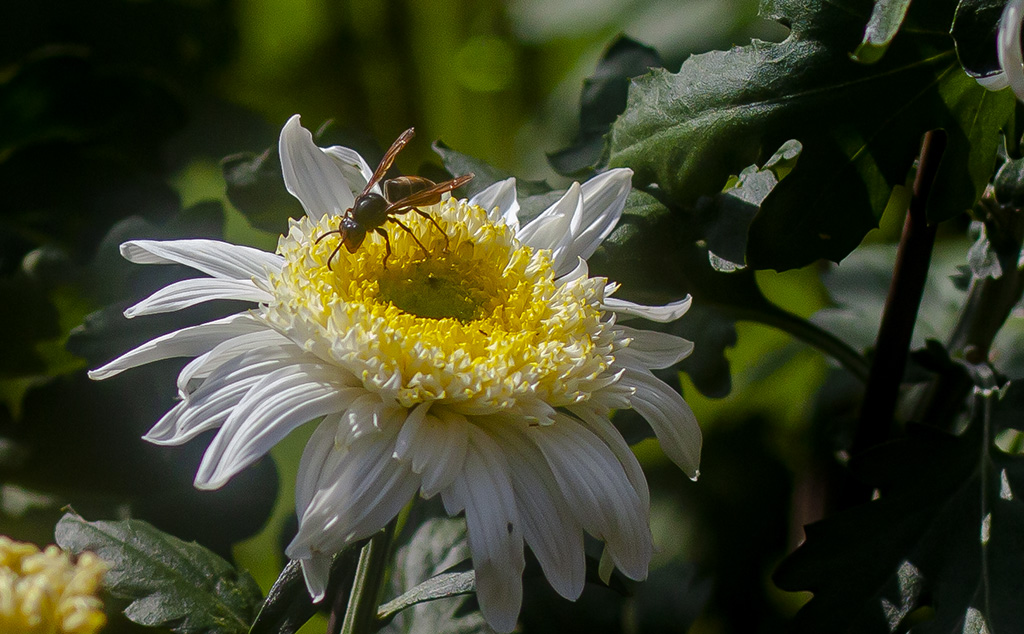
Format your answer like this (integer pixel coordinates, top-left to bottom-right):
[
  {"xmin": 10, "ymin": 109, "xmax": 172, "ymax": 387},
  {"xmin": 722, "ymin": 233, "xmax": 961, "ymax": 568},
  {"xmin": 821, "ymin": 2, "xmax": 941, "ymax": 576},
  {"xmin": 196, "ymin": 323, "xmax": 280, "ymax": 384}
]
[{"xmin": 340, "ymin": 216, "xmax": 367, "ymax": 252}]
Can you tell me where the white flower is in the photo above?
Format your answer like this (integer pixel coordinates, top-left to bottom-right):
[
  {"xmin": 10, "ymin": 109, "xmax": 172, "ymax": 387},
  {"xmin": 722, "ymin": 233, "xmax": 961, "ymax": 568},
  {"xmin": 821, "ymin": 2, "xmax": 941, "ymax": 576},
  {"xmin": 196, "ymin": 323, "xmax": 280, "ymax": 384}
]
[
  {"xmin": 983, "ymin": 0, "xmax": 1024, "ymax": 96},
  {"xmin": 89, "ymin": 115, "xmax": 701, "ymax": 633}
]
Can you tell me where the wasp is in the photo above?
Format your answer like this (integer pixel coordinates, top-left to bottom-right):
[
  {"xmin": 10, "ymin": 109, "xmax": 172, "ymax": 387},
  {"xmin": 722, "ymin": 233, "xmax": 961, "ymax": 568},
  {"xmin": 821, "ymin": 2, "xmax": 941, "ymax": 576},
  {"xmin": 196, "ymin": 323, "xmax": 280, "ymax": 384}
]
[{"xmin": 316, "ymin": 127, "xmax": 474, "ymax": 269}]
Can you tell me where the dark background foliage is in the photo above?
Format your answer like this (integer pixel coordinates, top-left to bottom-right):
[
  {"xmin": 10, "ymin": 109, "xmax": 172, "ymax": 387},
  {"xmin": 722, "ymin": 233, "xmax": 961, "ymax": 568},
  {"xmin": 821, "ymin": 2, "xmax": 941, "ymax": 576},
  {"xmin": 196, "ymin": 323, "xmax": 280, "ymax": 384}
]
[{"xmin": 5, "ymin": 1, "xmax": 1020, "ymax": 633}]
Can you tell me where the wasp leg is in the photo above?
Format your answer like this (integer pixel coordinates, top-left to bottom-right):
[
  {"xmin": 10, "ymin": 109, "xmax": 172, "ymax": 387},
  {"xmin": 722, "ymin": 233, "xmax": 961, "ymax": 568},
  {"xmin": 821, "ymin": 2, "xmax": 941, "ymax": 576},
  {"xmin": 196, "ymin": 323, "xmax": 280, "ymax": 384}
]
[
  {"xmin": 412, "ymin": 208, "xmax": 450, "ymax": 251},
  {"xmin": 389, "ymin": 217, "xmax": 430, "ymax": 258},
  {"xmin": 374, "ymin": 227, "xmax": 393, "ymax": 269}
]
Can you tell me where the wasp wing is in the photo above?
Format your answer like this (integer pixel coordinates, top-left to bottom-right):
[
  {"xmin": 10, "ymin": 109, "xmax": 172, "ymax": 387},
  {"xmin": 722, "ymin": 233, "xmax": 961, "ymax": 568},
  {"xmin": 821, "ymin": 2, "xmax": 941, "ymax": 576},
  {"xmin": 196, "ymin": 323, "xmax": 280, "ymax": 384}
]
[
  {"xmin": 361, "ymin": 127, "xmax": 416, "ymax": 197},
  {"xmin": 385, "ymin": 174, "xmax": 475, "ymax": 214}
]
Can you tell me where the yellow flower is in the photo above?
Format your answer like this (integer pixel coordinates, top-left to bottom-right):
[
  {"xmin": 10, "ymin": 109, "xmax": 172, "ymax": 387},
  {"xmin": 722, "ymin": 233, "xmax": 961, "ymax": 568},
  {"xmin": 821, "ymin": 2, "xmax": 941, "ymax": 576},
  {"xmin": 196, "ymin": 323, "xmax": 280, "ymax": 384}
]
[
  {"xmin": 90, "ymin": 115, "xmax": 701, "ymax": 633},
  {"xmin": 0, "ymin": 537, "xmax": 108, "ymax": 634}
]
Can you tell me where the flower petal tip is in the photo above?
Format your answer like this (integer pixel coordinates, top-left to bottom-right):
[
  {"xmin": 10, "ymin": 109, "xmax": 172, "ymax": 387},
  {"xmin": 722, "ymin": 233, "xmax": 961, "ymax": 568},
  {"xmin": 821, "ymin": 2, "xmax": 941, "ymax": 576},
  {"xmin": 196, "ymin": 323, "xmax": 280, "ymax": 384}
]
[
  {"xmin": 192, "ymin": 473, "xmax": 224, "ymax": 491},
  {"xmin": 605, "ymin": 166, "xmax": 634, "ymax": 181},
  {"xmin": 141, "ymin": 432, "xmax": 177, "ymax": 446}
]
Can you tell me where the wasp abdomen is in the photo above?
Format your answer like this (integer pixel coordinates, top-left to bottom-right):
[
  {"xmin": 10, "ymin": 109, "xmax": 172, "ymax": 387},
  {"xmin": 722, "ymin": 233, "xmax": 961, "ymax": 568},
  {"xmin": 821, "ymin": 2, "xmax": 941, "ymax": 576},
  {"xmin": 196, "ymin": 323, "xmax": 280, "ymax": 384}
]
[{"xmin": 385, "ymin": 176, "xmax": 438, "ymax": 204}]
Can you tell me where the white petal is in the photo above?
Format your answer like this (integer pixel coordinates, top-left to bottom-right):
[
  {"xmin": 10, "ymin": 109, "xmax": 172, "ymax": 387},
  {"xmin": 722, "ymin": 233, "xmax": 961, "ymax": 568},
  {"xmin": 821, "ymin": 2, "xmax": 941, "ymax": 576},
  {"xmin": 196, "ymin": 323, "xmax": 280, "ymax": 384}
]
[
  {"xmin": 124, "ymin": 278, "xmax": 272, "ymax": 318},
  {"xmin": 292, "ymin": 432, "xmax": 392, "ymax": 552},
  {"xmin": 485, "ymin": 423, "xmax": 585, "ymax": 601},
  {"xmin": 469, "ymin": 177, "xmax": 520, "ymax": 231},
  {"xmin": 295, "ymin": 415, "xmax": 346, "ymax": 517},
  {"xmin": 620, "ymin": 368, "xmax": 702, "ymax": 479},
  {"xmin": 88, "ymin": 313, "xmax": 266, "ymax": 380},
  {"xmin": 978, "ymin": 72, "xmax": 1010, "ymax": 91},
  {"xmin": 567, "ymin": 168, "xmax": 632, "ymax": 263},
  {"xmin": 602, "ymin": 295, "xmax": 692, "ymax": 322},
  {"xmin": 568, "ymin": 405, "xmax": 650, "ymax": 509},
  {"xmin": 517, "ymin": 182, "xmax": 582, "ymax": 271},
  {"xmin": 194, "ymin": 363, "xmax": 357, "ymax": 489},
  {"xmin": 323, "ymin": 145, "xmax": 375, "ymax": 198},
  {"xmin": 340, "ymin": 393, "xmax": 399, "ymax": 442},
  {"xmin": 441, "ymin": 426, "xmax": 524, "ymax": 634},
  {"xmin": 145, "ymin": 348, "xmax": 300, "ymax": 445},
  {"xmin": 298, "ymin": 554, "xmax": 333, "ymax": 603},
  {"xmin": 421, "ymin": 424, "xmax": 470, "ymax": 497},
  {"xmin": 279, "ymin": 114, "xmax": 356, "ymax": 219},
  {"xmin": 120, "ymin": 239, "xmax": 283, "ymax": 281},
  {"xmin": 555, "ymin": 257, "xmax": 589, "ymax": 286},
  {"xmin": 614, "ymin": 325, "xmax": 694, "ymax": 370},
  {"xmin": 342, "ymin": 461, "xmax": 420, "ymax": 541},
  {"xmin": 290, "ymin": 424, "xmax": 417, "ymax": 556},
  {"xmin": 530, "ymin": 415, "xmax": 651, "ymax": 581},
  {"xmin": 393, "ymin": 403, "xmax": 430, "ymax": 462},
  {"xmin": 394, "ymin": 406, "xmax": 469, "ymax": 498},
  {"xmin": 999, "ymin": 0, "xmax": 1024, "ymax": 102},
  {"xmin": 147, "ymin": 399, "xmax": 221, "ymax": 447},
  {"xmin": 176, "ymin": 329, "xmax": 299, "ymax": 394}
]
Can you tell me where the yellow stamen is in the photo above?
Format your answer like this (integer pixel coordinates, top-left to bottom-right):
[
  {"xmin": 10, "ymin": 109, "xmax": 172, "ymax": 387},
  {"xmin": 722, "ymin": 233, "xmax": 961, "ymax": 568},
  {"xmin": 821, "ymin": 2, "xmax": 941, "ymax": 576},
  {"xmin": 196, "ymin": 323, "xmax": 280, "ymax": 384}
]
[
  {"xmin": 266, "ymin": 198, "xmax": 620, "ymax": 413},
  {"xmin": 0, "ymin": 537, "xmax": 108, "ymax": 634}
]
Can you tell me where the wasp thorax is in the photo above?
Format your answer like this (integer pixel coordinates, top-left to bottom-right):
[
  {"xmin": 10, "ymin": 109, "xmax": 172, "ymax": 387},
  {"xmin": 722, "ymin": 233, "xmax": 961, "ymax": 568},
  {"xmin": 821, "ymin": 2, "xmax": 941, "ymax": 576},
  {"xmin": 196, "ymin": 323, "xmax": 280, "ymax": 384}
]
[{"xmin": 350, "ymin": 192, "xmax": 389, "ymax": 226}]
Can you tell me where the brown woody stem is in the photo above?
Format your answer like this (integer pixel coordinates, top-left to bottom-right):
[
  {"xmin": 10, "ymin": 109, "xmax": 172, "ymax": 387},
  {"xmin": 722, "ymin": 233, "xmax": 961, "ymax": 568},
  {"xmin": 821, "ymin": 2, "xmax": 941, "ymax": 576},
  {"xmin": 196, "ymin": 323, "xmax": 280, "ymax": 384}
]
[{"xmin": 852, "ymin": 130, "xmax": 946, "ymax": 456}]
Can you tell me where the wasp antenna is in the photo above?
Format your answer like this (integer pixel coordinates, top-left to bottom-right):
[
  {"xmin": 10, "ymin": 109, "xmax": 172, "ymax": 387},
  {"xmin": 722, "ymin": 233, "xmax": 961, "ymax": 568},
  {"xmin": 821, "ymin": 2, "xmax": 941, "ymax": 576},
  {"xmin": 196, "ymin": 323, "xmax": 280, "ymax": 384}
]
[
  {"xmin": 315, "ymin": 228, "xmax": 342, "ymax": 244},
  {"xmin": 326, "ymin": 242, "xmax": 342, "ymax": 270}
]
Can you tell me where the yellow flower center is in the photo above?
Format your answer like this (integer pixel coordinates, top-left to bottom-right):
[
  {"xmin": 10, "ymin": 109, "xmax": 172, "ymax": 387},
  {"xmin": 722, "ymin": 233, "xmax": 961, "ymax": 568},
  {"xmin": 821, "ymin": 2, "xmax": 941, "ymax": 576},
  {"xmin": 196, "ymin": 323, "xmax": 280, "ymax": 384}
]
[
  {"xmin": 377, "ymin": 255, "xmax": 492, "ymax": 322},
  {"xmin": 0, "ymin": 537, "xmax": 108, "ymax": 634},
  {"xmin": 266, "ymin": 198, "xmax": 619, "ymax": 416}
]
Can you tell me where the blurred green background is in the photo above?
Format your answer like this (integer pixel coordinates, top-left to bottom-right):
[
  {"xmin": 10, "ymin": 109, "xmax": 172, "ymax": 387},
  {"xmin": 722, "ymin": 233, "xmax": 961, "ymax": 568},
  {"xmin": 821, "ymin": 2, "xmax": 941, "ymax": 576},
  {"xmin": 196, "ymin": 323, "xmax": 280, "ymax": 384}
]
[{"xmin": 0, "ymin": 1, "xmax": 894, "ymax": 632}]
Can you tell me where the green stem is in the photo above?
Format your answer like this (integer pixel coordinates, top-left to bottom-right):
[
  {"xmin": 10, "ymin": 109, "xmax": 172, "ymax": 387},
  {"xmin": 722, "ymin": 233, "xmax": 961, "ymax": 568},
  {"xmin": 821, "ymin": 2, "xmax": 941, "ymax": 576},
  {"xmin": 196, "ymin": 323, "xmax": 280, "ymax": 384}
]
[
  {"xmin": 914, "ymin": 171, "xmax": 1024, "ymax": 430},
  {"xmin": 733, "ymin": 305, "xmax": 871, "ymax": 382},
  {"xmin": 339, "ymin": 518, "xmax": 399, "ymax": 634}
]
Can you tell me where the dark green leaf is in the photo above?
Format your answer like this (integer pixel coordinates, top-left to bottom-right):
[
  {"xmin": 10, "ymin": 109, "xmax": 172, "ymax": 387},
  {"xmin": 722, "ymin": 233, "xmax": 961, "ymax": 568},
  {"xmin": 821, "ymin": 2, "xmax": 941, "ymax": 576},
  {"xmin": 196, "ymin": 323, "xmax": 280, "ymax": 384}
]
[
  {"xmin": 249, "ymin": 543, "xmax": 365, "ymax": 634},
  {"xmin": 548, "ymin": 36, "xmax": 662, "ymax": 178},
  {"xmin": 0, "ymin": 52, "xmax": 184, "ymax": 157},
  {"xmin": 631, "ymin": 563, "xmax": 712, "ymax": 633},
  {"xmin": 248, "ymin": 560, "xmax": 313, "ymax": 634},
  {"xmin": 432, "ymin": 141, "xmax": 513, "ymax": 197},
  {"xmin": 699, "ymin": 139, "xmax": 803, "ymax": 266},
  {"xmin": 0, "ymin": 2, "xmax": 237, "ymax": 91},
  {"xmin": 588, "ymin": 189, "xmax": 781, "ymax": 396},
  {"xmin": 991, "ymin": 380, "xmax": 1024, "ymax": 433},
  {"xmin": 774, "ymin": 389, "xmax": 1024, "ymax": 633},
  {"xmin": 852, "ymin": 0, "xmax": 913, "ymax": 64},
  {"xmin": 0, "ymin": 53, "xmax": 184, "ymax": 270},
  {"xmin": 55, "ymin": 513, "xmax": 263, "ymax": 634},
  {"xmin": 0, "ymin": 272, "xmax": 61, "ymax": 378},
  {"xmin": 993, "ymin": 154, "xmax": 1024, "ymax": 208},
  {"xmin": 952, "ymin": 0, "xmax": 1007, "ymax": 79},
  {"xmin": 965, "ymin": 220, "xmax": 1018, "ymax": 281},
  {"xmin": 609, "ymin": 0, "xmax": 1014, "ymax": 270},
  {"xmin": 432, "ymin": 142, "xmax": 549, "ymax": 199},
  {"xmin": 382, "ymin": 510, "xmax": 493, "ymax": 634},
  {"xmin": 378, "ymin": 571, "xmax": 476, "ymax": 625},
  {"xmin": 223, "ymin": 148, "xmax": 305, "ymax": 234},
  {"xmin": 812, "ymin": 240, "xmax": 969, "ymax": 355}
]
